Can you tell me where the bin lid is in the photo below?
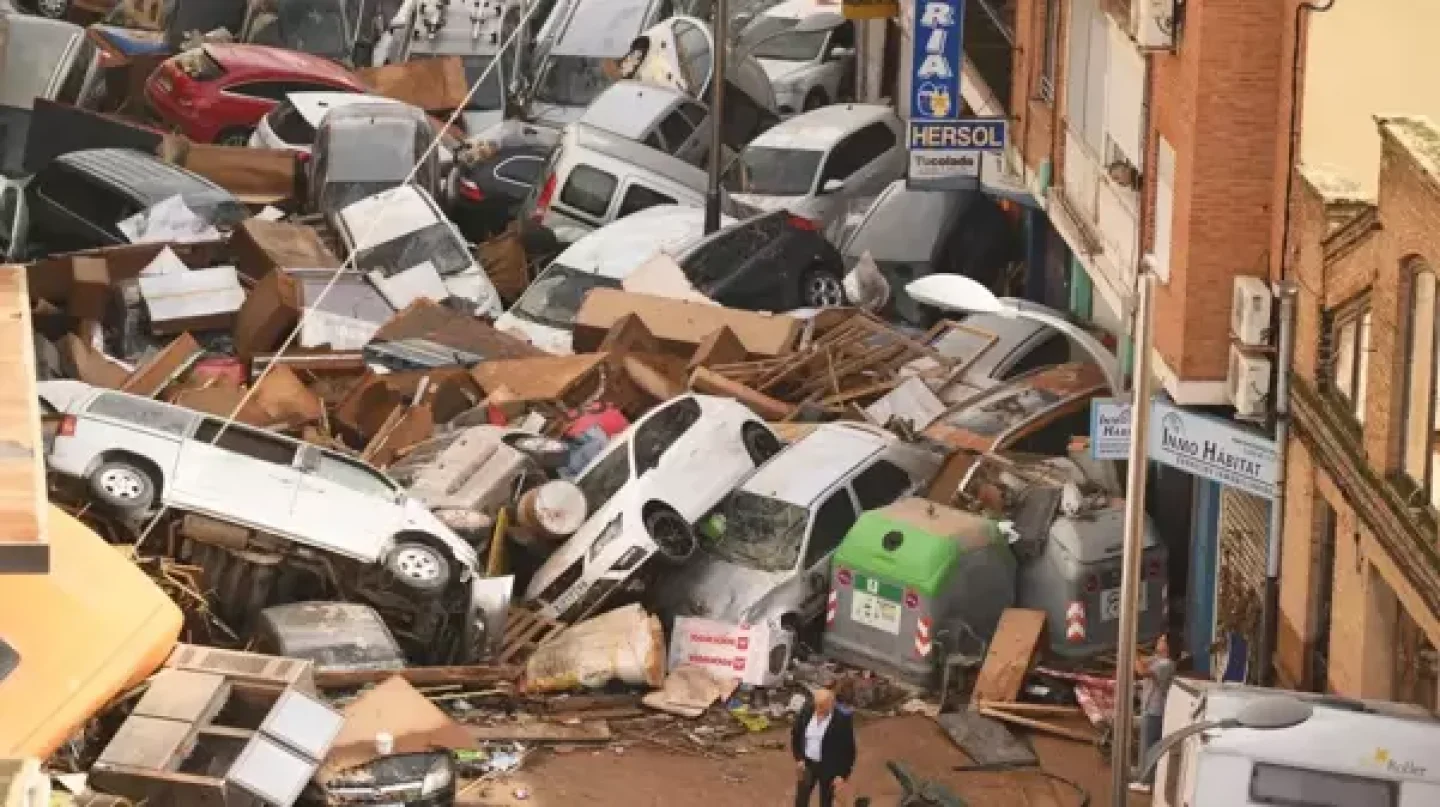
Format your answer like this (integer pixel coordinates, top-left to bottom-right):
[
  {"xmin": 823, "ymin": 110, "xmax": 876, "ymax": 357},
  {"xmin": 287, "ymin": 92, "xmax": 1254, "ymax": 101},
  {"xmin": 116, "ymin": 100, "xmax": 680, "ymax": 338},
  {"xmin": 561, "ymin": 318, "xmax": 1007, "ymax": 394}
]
[{"xmin": 833, "ymin": 498, "xmax": 1002, "ymax": 597}]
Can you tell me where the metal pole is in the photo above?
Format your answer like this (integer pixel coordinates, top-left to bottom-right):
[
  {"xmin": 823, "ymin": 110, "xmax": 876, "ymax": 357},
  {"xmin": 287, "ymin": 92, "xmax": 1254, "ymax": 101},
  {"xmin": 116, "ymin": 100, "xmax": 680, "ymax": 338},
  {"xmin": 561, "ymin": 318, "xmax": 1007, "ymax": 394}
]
[
  {"xmin": 1257, "ymin": 281, "xmax": 1297, "ymax": 686},
  {"xmin": 1110, "ymin": 271, "xmax": 1156, "ymax": 806},
  {"xmin": 704, "ymin": 0, "xmax": 729, "ymax": 235}
]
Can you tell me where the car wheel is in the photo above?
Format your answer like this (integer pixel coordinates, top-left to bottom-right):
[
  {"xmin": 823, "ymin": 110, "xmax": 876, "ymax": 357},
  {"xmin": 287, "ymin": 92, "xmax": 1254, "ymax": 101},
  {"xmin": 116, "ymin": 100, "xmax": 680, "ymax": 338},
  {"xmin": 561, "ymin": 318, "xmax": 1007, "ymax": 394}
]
[
  {"xmin": 385, "ymin": 541, "xmax": 453, "ymax": 593},
  {"xmin": 35, "ymin": 0, "xmax": 68, "ymax": 19},
  {"xmin": 215, "ymin": 127, "xmax": 254, "ymax": 147},
  {"xmin": 800, "ymin": 267, "xmax": 846, "ymax": 308},
  {"xmin": 645, "ymin": 507, "xmax": 697, "ymax": 564},
  {"xmin": 742, "ymin": 422, "xmax": 781, "ymax": 464},
  {"xmin": 803, "ymin": 89, "xmax": 829, "ymax": 111},
  {"xmin": 89, "ymin": 459, "xmax": 156, "ymax": 514}
]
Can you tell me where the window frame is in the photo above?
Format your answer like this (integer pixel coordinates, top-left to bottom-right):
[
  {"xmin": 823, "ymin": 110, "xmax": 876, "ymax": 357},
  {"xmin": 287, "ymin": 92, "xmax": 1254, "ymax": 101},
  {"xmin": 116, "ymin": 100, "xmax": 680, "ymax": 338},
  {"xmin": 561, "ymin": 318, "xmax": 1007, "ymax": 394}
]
[
  {"xmin": 493, "ymin": 155, "xmax": 543, "ymax": 188},
  {"xmin": 1327, "ymin": 296, "xmax": 1371, "ymax": 424},
  {"xmin": 1037, "ymin": 0, "xmax": 1060, "ymax": 102},
  {"xmin": 616, "ymin": 182, "xmax": 677, "ymax": 218},
  {"xmin": 1247, "ymin": 761, "xmax": 1398, "ymax": 807},
  {"xmin": 193, "ymin": 418, "xmax": 300, "ymax": 468},
  {"xmin": 556, "ymin": 164, "xmax": 618, "ymax": 223},
  {"xmin": 1400, "ymin": 261, "xmax": 1439, "ymax": 506},
  {"xmin": 802, "ymin": 487, "xmax": 858, "ymax": 569},
  {"xmin": 633, "ymin": 396, "xmax": 702, "ymax": 473},
  {"xmin": 849, "ymin": 459, "xmax": 913, "ymax": 511}
]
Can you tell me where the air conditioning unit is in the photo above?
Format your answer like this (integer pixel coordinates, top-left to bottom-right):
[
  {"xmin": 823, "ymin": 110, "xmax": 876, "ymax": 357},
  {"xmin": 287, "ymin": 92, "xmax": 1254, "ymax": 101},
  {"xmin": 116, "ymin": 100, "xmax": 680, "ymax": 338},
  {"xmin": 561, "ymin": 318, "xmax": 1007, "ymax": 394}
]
[
  {"xmin": 1232, "ymin": 276, "xmax": 1273, "ymax": 347},
  {"xmin": 0, "ymin": 759, "xmax": 49, "ymax": 807},
  {"xmin": 1228, "ymin": 344, "xmax": 1272, "ymax": 417},
  {"xmin": 1132, "ymin": 0, "xmax": 1178, "ymax": 49}
]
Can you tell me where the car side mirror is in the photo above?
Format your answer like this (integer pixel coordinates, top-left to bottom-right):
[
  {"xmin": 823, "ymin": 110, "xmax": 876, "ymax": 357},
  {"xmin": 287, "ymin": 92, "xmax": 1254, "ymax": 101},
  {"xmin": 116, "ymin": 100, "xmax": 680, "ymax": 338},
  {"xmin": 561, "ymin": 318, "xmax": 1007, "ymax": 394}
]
[
  {"xmin": 828, "ymin": 46, "xmax": 855, "ymax": 60},
  {"xmin": 822, "ymin": 178, "xmax": 845, "ymax": 194}
]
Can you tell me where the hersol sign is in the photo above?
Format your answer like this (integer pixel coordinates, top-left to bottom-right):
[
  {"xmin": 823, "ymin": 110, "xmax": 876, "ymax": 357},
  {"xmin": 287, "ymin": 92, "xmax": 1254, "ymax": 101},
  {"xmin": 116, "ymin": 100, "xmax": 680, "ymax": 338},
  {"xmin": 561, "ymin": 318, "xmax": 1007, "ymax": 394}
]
[{"xmin": 1146, "ymin": 401, "xmax": 1279, "ymax": 499}]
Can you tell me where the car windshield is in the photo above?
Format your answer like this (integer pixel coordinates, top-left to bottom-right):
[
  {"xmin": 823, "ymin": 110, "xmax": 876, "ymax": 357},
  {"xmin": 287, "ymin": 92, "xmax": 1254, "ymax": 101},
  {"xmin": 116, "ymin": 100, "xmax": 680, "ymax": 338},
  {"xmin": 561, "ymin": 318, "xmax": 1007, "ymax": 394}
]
[
  {"xmin": 326, "ymin": 121, "xmax": 420, "ymax": 180},
  {"xmin": 741, "ymin": 17, "xmax": 827, "ymax": 61},
  {"xmin": 534, "ymin": 55, "xmax": 614, "ymax": 108},
  {"xmin": 247, "ymin": 0, "xmax": 353, "ymax": 60},
  {"xmin": 697, "ymin": 490, "xmax": 809, "ymax": 572},
  {"xmin": 575, "ymin": 438, "xmax": 632, "ymax": 513},
  {"xmin": 511, "ymin": 263, "xmax": 623, "ymax": 329},
  {"xmin": 353, "ymin": 222, "xmax": 472, "ymax": 276},
  {"xmin": 723, "ymin": 146, "xmax": 822, "ymax": 195},
  {"xmin": 418, "ymin": 54, "xmax": 503, "ymax": 111}
]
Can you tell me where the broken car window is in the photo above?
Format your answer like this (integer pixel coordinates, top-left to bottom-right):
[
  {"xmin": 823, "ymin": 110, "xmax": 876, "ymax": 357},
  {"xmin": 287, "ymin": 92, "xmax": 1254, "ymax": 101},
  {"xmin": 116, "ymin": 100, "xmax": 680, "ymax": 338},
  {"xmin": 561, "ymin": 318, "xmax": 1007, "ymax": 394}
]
[
  {"xmin": 723, "ymin": 146, "xmax": 822, "ymax": 196},
  {"xmin": 633, "ymin": 396, "xmax": 701, "ymax": 473},
  {"xmin": 0, "ymin": 636, "xmax": 16, "ymax": 684},
  {"xmin": 310, "ymin": 452, "xmax": 397, "ymax": 498},
  {"xmin": 511, "ymin": 263, "xmax": 623, "ymax": 329},
  {"xmin": 575, "ymin": 439, "xmax": 632, "ymax": 513},
  {"xmin": 194, "ymin": 419, "xmax": 300, "ymax": 467},
  {"xmin": 87, "ymin": 393, "xmax": 196, "ymax": 437},
  {"xmin": 534, "ymin": 56, "xmax": 614, "ymax": 108},
  {"xmin": 353, "ymin": 222, "xmax": 472, "ymax": 277},
  {"xmin": 697, "ymin": 490, "xmax": 809, "ymax": 572}
]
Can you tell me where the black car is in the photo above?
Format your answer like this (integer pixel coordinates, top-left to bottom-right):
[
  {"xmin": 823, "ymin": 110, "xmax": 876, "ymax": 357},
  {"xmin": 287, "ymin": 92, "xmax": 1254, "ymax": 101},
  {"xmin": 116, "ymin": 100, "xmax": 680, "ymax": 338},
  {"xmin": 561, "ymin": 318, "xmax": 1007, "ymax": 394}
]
[
  {"xmin": 446, "ymin": 142, "xmax": 550, "ymax": 242},
  {"xmin": 681, "ymin": 209, "xmax": 847, "ymax": 310},
  {"xmin": 0, "ymin": 148, "xmax": 249, "ymax": 260}
]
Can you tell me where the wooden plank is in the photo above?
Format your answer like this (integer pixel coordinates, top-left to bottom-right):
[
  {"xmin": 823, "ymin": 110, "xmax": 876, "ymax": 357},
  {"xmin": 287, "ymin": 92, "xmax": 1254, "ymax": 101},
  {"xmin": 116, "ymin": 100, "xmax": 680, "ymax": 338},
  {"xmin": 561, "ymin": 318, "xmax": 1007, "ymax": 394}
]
[
  {"xmin": 467, "ymin": 720, "xmax": 611, "ymax": 743},
  {"xmin": 977, "ymin": 707, "xmax": 1097, "ymax": 744},
  {"xmin": 314, "ymin": 665, "xmax": 521, "ymax": 689},
  {"xmin": 0, "ymin": 267, "xmax": 48, "ymax": 574},
  {"xmin": 974, "ymin": 700, "xmax": 1084, "ymax": 716},
  {"xmin": 970, "ymin": 608, "xmax": 1047, "ymax": 704}
]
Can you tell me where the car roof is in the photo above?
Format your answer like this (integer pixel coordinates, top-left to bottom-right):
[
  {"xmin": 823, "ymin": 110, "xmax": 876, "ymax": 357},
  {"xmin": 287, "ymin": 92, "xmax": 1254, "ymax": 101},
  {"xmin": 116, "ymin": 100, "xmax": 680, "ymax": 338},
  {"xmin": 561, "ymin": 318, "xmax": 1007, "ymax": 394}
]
[
  {"xmin": 338, "ymin": 185, "xmax": 442, "ymax": 245},
  {"xmin": 748, "ymin": 103, "xmax": 896, "ymax": 151},
  {"xmin": 579, "ymin": 81, "xmax": 685, "ymax": 140},
  {"xmin": 565, "ymin": 123, "xmax": 710, "ymax": 190},
  {"xmin": 203, "ymin": 43, "xmax": 362, "ymax": 86},
  {"xmin": 740, "ymin": 423, "xmax": 888, "ymax": 506},
  {"xmin": 552, "ymin": 205, "xmax": 736, "ymax": 279},
  {"xmin": 54, "ymin": 149, "xmax": 232, "ymax": 202},
  {"xmin": 287, "ymin": 92, "xmax": 400, "ymax": 126}
]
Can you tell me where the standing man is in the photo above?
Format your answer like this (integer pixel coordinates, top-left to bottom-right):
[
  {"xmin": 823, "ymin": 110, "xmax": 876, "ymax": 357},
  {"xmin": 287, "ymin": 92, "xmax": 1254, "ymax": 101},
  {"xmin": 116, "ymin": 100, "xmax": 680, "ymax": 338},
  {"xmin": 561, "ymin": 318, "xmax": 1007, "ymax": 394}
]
[
  {"xmin": 791, "ymin": 687, "xmax": 857, "ymax": 807},
  {"xmin": 1130, "ymin": 635, "xmax": 1175, "ymax": 794}
]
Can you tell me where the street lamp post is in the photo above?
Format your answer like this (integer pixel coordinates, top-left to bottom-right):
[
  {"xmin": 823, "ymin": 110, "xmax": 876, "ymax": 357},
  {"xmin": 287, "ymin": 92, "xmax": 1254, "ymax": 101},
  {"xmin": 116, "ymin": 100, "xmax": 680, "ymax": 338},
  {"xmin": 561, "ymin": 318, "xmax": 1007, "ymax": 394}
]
[
  {"xmin": 1134, "ymin": 694, "xmax": 1315, "ymax": 784},
  {"xmin": 905, "ymin": 274, "xmax": 1125, "ymax": 396},
  {"xmin": 704, "ymin": 0, "xmax": 729, "ymax": 235}
]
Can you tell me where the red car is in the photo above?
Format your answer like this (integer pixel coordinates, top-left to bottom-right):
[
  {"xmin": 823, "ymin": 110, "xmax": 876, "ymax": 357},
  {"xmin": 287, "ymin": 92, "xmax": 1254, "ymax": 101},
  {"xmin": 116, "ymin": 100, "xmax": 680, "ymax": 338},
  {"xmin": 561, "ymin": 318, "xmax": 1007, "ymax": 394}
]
[{"xmin": 145, "ymin": 44, "xmax": 370, "ymax": 145}]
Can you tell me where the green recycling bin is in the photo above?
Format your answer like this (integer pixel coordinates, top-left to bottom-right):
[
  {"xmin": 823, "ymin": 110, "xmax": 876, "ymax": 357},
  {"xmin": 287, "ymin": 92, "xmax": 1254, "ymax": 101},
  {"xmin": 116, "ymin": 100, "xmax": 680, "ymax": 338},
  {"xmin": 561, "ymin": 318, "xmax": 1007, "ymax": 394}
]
[{"xmin": 823, "ymin": 498, "xmax": 1017, "ymax": 686}]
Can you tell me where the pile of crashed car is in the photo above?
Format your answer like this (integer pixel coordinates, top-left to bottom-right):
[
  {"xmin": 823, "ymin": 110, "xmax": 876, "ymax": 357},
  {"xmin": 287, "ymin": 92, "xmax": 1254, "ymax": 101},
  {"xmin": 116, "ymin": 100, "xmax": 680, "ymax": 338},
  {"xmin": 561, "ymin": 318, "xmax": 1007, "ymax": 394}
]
[{"xmin": 0, "ymin": 0, "xmax": 1170, "ymax": 803}]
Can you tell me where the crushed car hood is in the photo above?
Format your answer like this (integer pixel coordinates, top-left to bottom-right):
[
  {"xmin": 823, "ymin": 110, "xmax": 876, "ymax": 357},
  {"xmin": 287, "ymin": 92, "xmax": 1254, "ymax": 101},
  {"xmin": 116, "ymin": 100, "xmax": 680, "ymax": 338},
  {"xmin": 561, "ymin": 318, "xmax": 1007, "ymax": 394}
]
[{"xmin": 656, "ymin": 553, "xmax": 791, "ymax": 624}]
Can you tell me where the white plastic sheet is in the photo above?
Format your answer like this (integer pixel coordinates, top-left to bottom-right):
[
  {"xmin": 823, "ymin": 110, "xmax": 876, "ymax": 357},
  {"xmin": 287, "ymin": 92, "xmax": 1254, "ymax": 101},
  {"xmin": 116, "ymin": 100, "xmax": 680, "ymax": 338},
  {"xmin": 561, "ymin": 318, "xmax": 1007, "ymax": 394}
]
[{"xmin": 525, "ymin": 604, "xmax": 665, "ymax": 692}]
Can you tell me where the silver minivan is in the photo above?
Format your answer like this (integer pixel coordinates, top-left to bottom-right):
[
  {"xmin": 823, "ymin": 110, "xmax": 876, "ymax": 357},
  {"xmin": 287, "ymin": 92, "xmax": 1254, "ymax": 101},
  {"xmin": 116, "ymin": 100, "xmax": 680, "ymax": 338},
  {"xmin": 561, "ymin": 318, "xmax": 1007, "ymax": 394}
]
[
  {"xmin": 38, "ymin": 380, "xmax": 480, "ymax": 594},
  {"xmin": 520, "ymin": 122, "xmax": 734, "ymax": 244}
]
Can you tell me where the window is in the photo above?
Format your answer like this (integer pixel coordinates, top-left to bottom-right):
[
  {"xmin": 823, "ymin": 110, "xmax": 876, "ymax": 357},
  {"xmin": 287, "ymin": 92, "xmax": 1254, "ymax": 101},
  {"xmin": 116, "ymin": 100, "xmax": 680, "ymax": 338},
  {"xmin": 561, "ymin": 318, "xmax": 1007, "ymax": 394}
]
[
  {"xmin": 1064, "ymin": 0, "xmax": 1108, "ymax": 153},
  {"xmin": 804, "ymin": 490, "xmax": 858, "ymax": 568},
  {"xmin": 224, "ymin": 81, "xmax": 293, "ymax": 102},
  {"xmin": 87, "ymin": 393, "xmax": 195, "ymax": 436},
  {"xmin": 35, "ymin": 165, "xmax": 136, "ymax": 234},
  {"xmin": 310, "ymin": 452, "xmax": 395, "ymax": 499},
  {"xmin": 1038, "ymin": 0, "xmax": 1059, "ymax": 101},
  {"xmin": 1005, "ymin": 334, "xmax": 1071, "ymax": 379},
  {"xmin": 633, "ymin": 396, "xmax": 702, "ymax": 473},
  {"xmin": 193, "ymin": 419, "xmax": 299, "ymax": 467},
  {"xmin": 1154, "ymin": 137, "xmax": 1176, "ymax": 281},
  {"xmin": 1330, "ymin": 302, "xmax": 1371, "ymax": 422},
  {"xmin": 821, "ymin": 123, "xmax": 896, "ymax": 184},
  {"xmin": 494, "ymin": 156, "xmax": 543, "ymax": 186},
  {"xmin": 658, "ymin": 109, "xmax": 698, "ymax": 154},
  {"xmin": 617, "ymin": 184, "xmax": 676, "ymax": 218},
  {"xmin": 558, "ymin": 165, "xmax": 617, "ymax": 220},
  {"xmin": 1248, "ymin": 762, "xmax": 1396, "ymax": 807},
  {"xmin": 0, "ymin": 636, "xmax": 15, "ymax": 684},
  {"xmin": 1401, "ymin": 261, "xmax": 1439, "ymax": 508},
  {"xmin": 673, "ymin": 18, "xmax": 714, "ymax": 91},
  {"xmin": 575, "ymin": 441, "xmax": 633, "ymax": 514},
  {"xmin": 850, "ymin": 461, "xmax": 912, "ymax": 510}
]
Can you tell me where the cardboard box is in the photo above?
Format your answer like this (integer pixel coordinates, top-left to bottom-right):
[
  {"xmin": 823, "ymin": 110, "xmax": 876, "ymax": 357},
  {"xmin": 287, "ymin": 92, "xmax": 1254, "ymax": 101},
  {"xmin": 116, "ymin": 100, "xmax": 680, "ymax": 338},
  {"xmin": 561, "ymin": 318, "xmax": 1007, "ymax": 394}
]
[
  {"xmin": 226, "ymin": 219, "xmax": 341, "ymax": 282},
  {"xmin": 138, "ymin": 267, "xmax": 245, "ymax": 335},
  {"xmin": 165, "ymin": 141, "xmax": 297, "ymax": 206},
  {"xmin": 572, "ymin": 289, "xmax": 801, "ymax": 358},
  {"xmin": 357, "ymin": 57, "xmax": 471, "ymax": 112},
  {"xmin": 232, "ymin": 269, "xmax": 301, "ymax": 359},
  {"xmin": 67, "ymin": 257, "xmax": 112, "ymax": 322}
]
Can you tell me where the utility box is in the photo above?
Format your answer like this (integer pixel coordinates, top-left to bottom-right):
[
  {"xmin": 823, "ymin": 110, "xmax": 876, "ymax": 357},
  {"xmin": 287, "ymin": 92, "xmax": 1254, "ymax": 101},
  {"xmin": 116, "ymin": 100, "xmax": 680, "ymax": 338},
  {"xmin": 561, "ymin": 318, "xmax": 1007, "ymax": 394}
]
[{"xmin": 823, "ymin": 498, "xmax": 1016, "ymax": 686}]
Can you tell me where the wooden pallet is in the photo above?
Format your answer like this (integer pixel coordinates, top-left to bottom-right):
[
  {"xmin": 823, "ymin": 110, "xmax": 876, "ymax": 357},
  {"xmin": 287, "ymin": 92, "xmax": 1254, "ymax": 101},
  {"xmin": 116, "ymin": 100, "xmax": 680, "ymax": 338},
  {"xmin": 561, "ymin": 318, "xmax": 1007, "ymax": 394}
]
[{"xmin": 499, "ymin": 606, "xmax": 566, "ymax": 666}]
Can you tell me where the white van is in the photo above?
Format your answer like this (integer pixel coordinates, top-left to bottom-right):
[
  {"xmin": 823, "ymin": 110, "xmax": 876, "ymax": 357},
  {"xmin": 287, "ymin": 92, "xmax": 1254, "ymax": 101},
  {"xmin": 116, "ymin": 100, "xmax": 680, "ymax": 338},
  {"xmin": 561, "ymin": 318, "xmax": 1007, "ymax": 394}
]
[
  {"xmin": 336, "ymin": 184, "xmax": 503, "ymax": 318},
  {"xmin": 1153, "ymin": 681, "xmax": 1440, "ymax": 807},
  {"xmin": 495, "ymin": 204, "xmax": 736, "ymax": 353},
  {"xmin": 37, "ymin": 380, "xmax": 480, "ymax": 594}
]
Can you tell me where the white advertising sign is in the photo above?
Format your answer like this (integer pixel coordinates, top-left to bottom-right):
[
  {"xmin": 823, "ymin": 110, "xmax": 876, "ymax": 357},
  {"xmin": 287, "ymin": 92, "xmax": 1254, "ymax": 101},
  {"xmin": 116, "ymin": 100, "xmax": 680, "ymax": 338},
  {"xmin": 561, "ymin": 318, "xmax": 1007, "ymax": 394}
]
[
  {"xmin": 1089, "ymin": 398, "xmax": 1132, "ymax": 460},
  {"xmin": 1146, "ymin": 400, "xmax": 1279, "ymax": 499},
  {"xmin": 668, "ymin": 616, "xmax": 781, "ymax": 687}
]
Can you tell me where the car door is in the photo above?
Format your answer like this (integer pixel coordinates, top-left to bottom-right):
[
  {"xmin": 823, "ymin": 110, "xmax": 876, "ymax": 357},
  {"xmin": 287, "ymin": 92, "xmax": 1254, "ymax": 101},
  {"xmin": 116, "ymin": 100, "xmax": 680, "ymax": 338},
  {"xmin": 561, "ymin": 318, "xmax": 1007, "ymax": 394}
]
[
  {"xmin": 794, "ymin": 487, "xmax": 860, "ymax": 620},
  {"xmin": 288, "ymin": 446, "xmax": 405, "ymax": 562},
  {"xmin": 168, "ymin": 418, "xmax": 301, "ymax": 537},
  {"xmin": 631, "ymin": 396, "xmax": 718, "ymax": 518}
]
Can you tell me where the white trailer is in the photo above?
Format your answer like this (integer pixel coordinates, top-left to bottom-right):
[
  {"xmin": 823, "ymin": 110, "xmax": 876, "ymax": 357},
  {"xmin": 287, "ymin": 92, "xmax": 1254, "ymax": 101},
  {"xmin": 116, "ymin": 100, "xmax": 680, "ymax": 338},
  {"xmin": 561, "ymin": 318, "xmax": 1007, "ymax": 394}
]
[{"xmin": 1153, "ymin": 681, "xmax": 1440, "ymax": 807}]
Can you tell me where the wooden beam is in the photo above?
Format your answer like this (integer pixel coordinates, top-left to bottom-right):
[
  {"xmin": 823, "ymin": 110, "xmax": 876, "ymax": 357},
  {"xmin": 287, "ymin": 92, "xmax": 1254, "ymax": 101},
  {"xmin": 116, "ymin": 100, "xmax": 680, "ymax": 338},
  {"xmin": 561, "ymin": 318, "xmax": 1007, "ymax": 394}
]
[
  {"xmin": 0, "ymin": 267, "xmax": 47, "ymax": 574},
  {"xmin": 314, "ymin": 665, "xmax": 521, "ymax": 690},
  {"xmin": 977, "ymin": 708, "xmax": 1097, "ymax": 744}
]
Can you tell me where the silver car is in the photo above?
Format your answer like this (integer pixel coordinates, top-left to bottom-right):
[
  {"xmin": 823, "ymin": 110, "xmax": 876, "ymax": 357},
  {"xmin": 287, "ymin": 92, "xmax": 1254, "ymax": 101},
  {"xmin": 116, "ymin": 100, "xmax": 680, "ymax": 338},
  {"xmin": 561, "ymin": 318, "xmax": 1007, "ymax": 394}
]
[{"xmin": 37, "ymin": 380, "xmax": 479, "ymax": 593}]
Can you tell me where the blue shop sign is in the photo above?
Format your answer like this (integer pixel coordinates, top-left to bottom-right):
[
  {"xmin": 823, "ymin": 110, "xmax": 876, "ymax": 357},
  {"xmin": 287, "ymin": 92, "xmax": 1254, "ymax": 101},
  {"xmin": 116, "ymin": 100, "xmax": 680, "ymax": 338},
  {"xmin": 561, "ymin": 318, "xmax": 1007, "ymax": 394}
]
[{"xmin": 909, "ymin": 0, "xmax": 965, "ymax": 122}]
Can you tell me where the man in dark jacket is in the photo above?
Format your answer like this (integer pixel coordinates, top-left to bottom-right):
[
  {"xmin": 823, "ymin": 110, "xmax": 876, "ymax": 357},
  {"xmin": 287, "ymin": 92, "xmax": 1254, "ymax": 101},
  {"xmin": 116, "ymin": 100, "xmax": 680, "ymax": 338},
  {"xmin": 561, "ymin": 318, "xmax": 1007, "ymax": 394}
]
[{"xmin": 791, "ymin": 687, "xmax": 857, "ymax": 807}]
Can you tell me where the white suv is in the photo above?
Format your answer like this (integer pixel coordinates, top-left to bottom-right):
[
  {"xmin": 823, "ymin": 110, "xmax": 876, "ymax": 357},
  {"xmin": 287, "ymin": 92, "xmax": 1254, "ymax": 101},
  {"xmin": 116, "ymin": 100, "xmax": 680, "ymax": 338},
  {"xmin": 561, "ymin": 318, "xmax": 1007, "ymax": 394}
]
[{"xmin": 38, "ymin": 380, "xmax": 479, "ymax": 593}]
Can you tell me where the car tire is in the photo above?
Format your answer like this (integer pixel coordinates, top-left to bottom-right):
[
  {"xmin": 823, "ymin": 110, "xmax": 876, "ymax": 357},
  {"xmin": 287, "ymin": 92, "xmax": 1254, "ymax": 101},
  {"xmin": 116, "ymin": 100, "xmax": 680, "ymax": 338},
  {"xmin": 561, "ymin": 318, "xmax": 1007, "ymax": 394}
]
[
  {"xmin": 89, "ymin": 459, "xmax": 156, "ymax": 514},
  {"xmin": 645, "ymin": 507, "xmax": 696, "ymax": 564},
  {"xmin": 385, "ymin": 540, "xmax": 453, "ymax": 593},
  {"xmin": 215, "ymin": 127, "xmax": 254, "ymax": 147},
  {"xmin": 742, "ymin": 422, "xmax": 781, "ymax": 465},
  {"xmin": 803, "ymin": 89, "xmax": 829, "ymax": 111},
  {"xmin": 800, "ymin": 266, "xmax": 846, "ymax": 308}
]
